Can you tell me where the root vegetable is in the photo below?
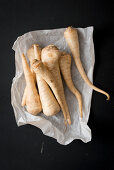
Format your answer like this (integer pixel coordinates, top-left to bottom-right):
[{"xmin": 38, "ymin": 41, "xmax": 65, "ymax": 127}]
[
  {"xmin": 59, "ymin": 52, "xmax": 83, "ymax": 118},
  {"xmin": 21, "ymin": 53, "xmax": 42, "ymax": 115},
  {"xmin": 33, "ymin": 45, "xmax": 60, "ymax": 116},
  {"xmin": 32, "ymin": 60, "xmax": 68, "ymax": 124},
  {"xmin": 21, "ymin": 44, "xmax": 41, "ymax": 106},
  {"xmin": 41, "ymin": 45, "xmax": 71, "ymax": 125},
  {"xmin": 64, "ymin": 26, "xmax": 110, "ymax": 100}
]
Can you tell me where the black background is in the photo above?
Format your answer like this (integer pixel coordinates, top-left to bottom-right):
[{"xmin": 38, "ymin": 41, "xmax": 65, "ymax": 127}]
[{"xmin": 0, "ymin": 0, "xmax": 114, "ymax": 170}]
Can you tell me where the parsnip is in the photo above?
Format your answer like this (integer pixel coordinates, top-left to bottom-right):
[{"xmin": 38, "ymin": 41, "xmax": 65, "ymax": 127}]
[
  {"xmin": 32, "ymin": 59, "xmax": 69, "ymax": 124},
  {"xmin": 64, "ymin": 26, "xmax": 110, "ymax": 100},
  {"xmin": 59, "ymin": 52, "xmax": 83, "ymax": 118},
  {"xmin": 33, "ymin": 45, "xmax": 60, "ymax": 116},
  {"xmin": 21, "ymin": 44, "xmax": 41, "ymax": 106},
  {"xmin": 21, "ymin": 53, "xmax": 42, "ymax": 115},
  {"xmin": 41, "ymin": 45, "xmax": 71, "ymax": 125}
]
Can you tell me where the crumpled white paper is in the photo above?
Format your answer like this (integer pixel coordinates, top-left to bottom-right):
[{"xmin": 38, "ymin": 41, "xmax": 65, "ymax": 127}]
[{"xmin": 11, "ymin": 27, "xmax": 95, "ymax": 145}]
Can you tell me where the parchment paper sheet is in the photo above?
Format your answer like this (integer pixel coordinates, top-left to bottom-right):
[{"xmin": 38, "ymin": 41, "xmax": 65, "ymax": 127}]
[{"xmin": 11, "ymin": 27, "xmax": 95, "ymax": 145}]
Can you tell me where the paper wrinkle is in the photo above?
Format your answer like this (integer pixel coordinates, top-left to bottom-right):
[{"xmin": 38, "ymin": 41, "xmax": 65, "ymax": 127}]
[{"xmin": 11, "ymin": 26, "xmax": 95, "ymax": 145}]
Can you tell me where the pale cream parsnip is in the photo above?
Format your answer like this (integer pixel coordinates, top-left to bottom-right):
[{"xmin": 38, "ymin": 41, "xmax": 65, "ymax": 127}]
[
  {"xmin": 59, "ymin": 52, "xmax": 83, "ymax": 118},
  {"xmin": 21, "ymin": 44, "xmax": 41, "ymax": 106},
  {"xmin": 21, "ymin": 53, "xmax": 42, "ymax": 115},
  {"xmin": 64, "ymin": 27, "xmax": 110, "ymax": 100},
  {"xmin": 41, "ymin": 45, "xmax": 71, "ymax": 125}
]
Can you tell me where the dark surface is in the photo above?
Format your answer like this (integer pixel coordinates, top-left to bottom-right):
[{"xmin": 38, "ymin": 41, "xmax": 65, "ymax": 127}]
[{"xmin": 0, "ymin": 0, "xmax": 114, "ymax": 170}]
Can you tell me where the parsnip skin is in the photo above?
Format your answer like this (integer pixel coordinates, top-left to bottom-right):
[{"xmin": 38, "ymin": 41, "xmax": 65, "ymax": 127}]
[
  {"xmin": 36, "ymin": 77, "xmax": 60, "ymax": 116},
  {"xmin": 41, "ymin": 45, "xmax": 71, "ymax": 125},
  {"xmin": 21, "ymin": 54, "xmax": 42, "ymax": 115},
  {"xmin": 33, "ymin": 44, "xmax": 41, "ymax": 60},
  {"xmin": 64, "ymin": 27, "xmax": 110, "ymax": 100},
  {"xmin": 59, "ymin": 52, "xmax": 83, "ymax": 118},
  {"xmin": 33, "ymin": 45, "xmax": 60, "ymax": 116},
  {"xmin": 21, "ymin": 86, "xmax": 27, "ymax": 106}
]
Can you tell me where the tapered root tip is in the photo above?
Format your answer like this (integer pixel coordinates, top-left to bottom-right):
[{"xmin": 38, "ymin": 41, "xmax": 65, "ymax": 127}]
[
  {"xmin": 21, "ymin": 53, "xmax": 25, "ymax": 58},
  {"xmin": 21, "ymin": 102, "xmax": 25, "ymax": 107},
  {"xmin": 80, "ymin": 113, "xmax": 83, "ymax": 118},
  {"xmin": 64, "ymin": 123, "xmax": 67, "ymax": 133},
  {"xmin": 64, "ymin": 119, "xmax": 67, "ymax": 126},
  {"xmin": 106, "ymin": 94, "xmax": 110, "ymax": 100},
  {"xmin": 64, "ymin": 118, "xmax": 71, "ymax": 127},
  {"xmin": 67, "ymin": 118, "xmax": 71, "ymax": 125}
]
